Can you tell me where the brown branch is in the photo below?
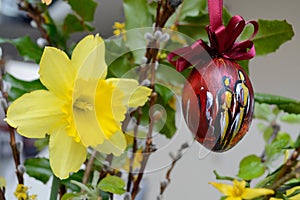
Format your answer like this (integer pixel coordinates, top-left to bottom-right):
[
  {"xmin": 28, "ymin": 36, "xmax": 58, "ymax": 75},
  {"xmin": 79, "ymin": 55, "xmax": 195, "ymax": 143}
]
[
  {"xmin": 0, "ymin": 188, "xmax": 5, "ymax": 200},
  {"xmin": 159, "ymin": 143, "xmax": 189, "ymax": 196},
  {"xmin": 130, "ymin": 1, "xmax": 181, "ymax": 199},
  {"xmin": 0, "ymin": 59, "xmax": 24, "ymax": 185},
  {"xmin": 126, "ymin": 108, "xmax": 142, "ymax": 192},
  {"xmin": 18, "ymin": 0, "xmax": 51, "ymax": 44},
  {"xmin": 82, "ymin": 150, "xmax": 97, "ymax": 184}
]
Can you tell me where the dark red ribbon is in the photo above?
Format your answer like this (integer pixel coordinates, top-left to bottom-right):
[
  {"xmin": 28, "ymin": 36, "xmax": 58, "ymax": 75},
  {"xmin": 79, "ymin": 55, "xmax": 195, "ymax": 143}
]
[{"xmin": 167, "ymin": 0, "xmax": 259, "ymax": 72}]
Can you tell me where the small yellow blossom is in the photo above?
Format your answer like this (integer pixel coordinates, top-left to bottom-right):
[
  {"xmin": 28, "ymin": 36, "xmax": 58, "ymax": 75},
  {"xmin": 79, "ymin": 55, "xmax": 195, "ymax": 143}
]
[
  {"xmin": 270, "ymin": 186, "xmax": 300, "ymax": 200},
  {"xmin": 209, "ymin": 179, "xmax": 274, "ymax": 200},
  {"xmin": 113, "ymin": 22, "xmax": 126, "ymax": 40},
  {"xmin": 6, "ymin": 34, "xmax": 151, "ymax": 179},
  {"xmin": 14, "ymin": 184, "xmax": 28, "ymax": 200},
  {"xmin": 41, "ymin": 0, "xmax": 52, "ymax": 5}
]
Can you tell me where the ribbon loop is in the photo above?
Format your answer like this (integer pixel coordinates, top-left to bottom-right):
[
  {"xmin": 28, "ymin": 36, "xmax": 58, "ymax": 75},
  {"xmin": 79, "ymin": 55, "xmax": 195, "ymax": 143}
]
[{"xmin": 167, "ymin": 0, "xmax": 259, "ymax": 72}]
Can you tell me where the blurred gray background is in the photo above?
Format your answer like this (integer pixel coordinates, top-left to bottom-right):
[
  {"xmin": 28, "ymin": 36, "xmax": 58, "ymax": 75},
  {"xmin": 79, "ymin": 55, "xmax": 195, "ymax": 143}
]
[{"xmin": 0, "ymin": 0, "xmax": 300, "ymax": 199}]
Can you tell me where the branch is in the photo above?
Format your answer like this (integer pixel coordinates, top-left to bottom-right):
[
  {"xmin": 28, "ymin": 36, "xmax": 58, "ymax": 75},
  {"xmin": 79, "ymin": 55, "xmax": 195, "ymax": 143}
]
[
  {"xmin": 82, "ymin": 150, "xmax": 97, "ymax": 184},
  {"xmin": 0, "ymin": 59, "xmax": 24, "ymax": 185},
  {"xmin": 131, "ymin": 1, "xmax": 182, "ymax": 199},
  {"xmin": 159, "ymin": 143, "xmax": 189, "ymax": 196},
  {"xmin": 0, "ymin": 188, "xmax": 5, "ymax": 200}
]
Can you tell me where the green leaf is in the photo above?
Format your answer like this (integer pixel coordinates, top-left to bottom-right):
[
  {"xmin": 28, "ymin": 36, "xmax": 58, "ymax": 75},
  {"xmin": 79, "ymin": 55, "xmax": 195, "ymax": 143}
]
[
  {"xmin": 24, "ymin": 157, "xmax": 52, "ymax": 184},
  {"xmin": 4, "ymin": 74, "xmax": 45, "ymax": 101},
  {"xmin": 237, "ymin": 155, "xmax": 265, "ymax": 180},
  {"xmin": 98, "ymin": 176, "xmax": 126, "ymax": 195},
  {"xmin": 67, "ymin": 0, "xmax": 97, "ymax": 22},
  {"xmin": 265, "ymin": 132, "xmax": 291, "ymax": 161},
  {"xmin": 63, "ymin": 14, "xmax": 85, "ymax": 34},
  {"xmin": 280, "ymin": 113, "xmax": 300, "ymax": 124},
  {"xmin": 42, "ymin": 10, "xmax": 67, "ymax": 50},
  {"xmin": 61, "ymin": 193, "xmax": 79, "ymax": 200},
  {"xmin": 251, "ymin": 19, "xmax": 294, "ymax": 56},
  {"xmin": 177, "ymin": 0, "xmax": 206, "ymax": 21},
  {"xmin": 155, "ymin": 84, "xmax": 174, "ymax": 105},
  {"xmin": 0, "ymin": 36, "xmax": 43, "ymax": 63},
  {"xmin": 105, "ymin": 38, "xmax": 134, "ymax": 78},
  {"xmin": 213, "ymin": 170, "xmax": 235, "ymax": 181},
  {"xmin": 254, "ymin": 102, "xmax": 272, "ymax": 121},
  {"xmin": 255, "ymin": 93, "xmax": 300, "ymax": 114},
  {"xmin": 292, "ymin": 134, "xmax": 300, "ymax": 148},
  {"xmin": 123, "ymin": 0, "xmax": 152, "ymax": 29},
  {"xmin": 61, "ymin": 170, "xmax": 84, "ymax": 192}
]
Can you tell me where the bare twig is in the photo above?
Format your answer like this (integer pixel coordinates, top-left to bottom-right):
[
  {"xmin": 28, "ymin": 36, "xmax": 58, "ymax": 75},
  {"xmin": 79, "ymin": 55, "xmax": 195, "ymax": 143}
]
[
  {"xmin": 130, "ymin": 1, "xmax": 182, "ymax": 199},
  {"xmin": 0, "ymin": 188, "xmax": 5, "ymax": 200},
  {"xmin": 159, "ymin": 142, "xmax": 189, "ymax": 196},
  {"xmin": 0, "ymin": 59, "xmax": 24, "ymax": 185},
  {"xmin": 82, "ymin": 150, "xmax": 97, "ymax": 184},
  {"xmin": 18, "ymin": 0, "xmax": 50, "ymax": 44}
]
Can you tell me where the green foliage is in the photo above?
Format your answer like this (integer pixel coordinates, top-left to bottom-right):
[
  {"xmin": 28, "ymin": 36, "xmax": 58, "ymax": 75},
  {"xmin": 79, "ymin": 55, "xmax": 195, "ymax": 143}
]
[
  {"xmin": 265, "ymin": 132, "xmax": 291, "ymax": 162},
  {"xmin": 237, "ymin": 155, "xmax": 265, "ymax": 180},
  {"xmin": 3, "ymin": 74, "xmax": 45, "ymax": 101},
  {"xmin": 123, "ymin": 0, "xmax": 152, "ymax": 29},
  {"xmin": 98, "ymin": 176, "xmax": 126, "ymax": 195},
  {"xmin": 280, "ymin": 113, "xmax": 300, "ymax": 124},
  {"xmin": 67, "ymin": 0, "xmax": 97, "ymax": 22},
  {"xmin": 24, "ymin": 157, "xmax": 52, "ymax": 184},
  {"xmin": 61, "ymin": 170, "xmax": 84, "ymax": 192},
  {"xmin": 0, "ymin": 36, "xmax": 43, "ymax": 63},
  {"xmin": 251, "ymin": 20, "xmax": 294, "ymax": 56},
  {"xmin": 255, "ymin": 93, "xmax": 300, "ymax": 114}
]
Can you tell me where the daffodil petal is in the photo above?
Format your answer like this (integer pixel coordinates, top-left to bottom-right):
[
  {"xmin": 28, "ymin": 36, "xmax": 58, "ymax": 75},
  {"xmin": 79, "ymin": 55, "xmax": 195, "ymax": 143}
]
[
  {"xmin": 39, "ymin": 47, "xmax": 75, "ymax": 99},
  {"xmin": 209, "ymin": 182, "xmax": 235, "ymax": 196},
  {"xmin": 106, "ymin": 78, "xmax": 151, "ymax": 107},
  {"xmin": 242, "ymin": 188, "xmax": 274, "ymax": 199},
  {"xmin": 72, "ymin": 35, "xmax": 107, "ymax": 80},
  {"xmin": 49, "ymin": 127, "xmax": 86, "ymax": 179},
  {"xmin": 95, "ymin": 80, "xmax": 126, "ymax": 139},
  {"xmin": 225, "ymin": 197, "xmax": 242, "ymax": 200},
  {"xmin": 94, "ymin": 131, "xmax": 127, "ymax": 156},
  {"xmin": 6, "ymin": 90, "xmax": 65, "ymax": 138}
]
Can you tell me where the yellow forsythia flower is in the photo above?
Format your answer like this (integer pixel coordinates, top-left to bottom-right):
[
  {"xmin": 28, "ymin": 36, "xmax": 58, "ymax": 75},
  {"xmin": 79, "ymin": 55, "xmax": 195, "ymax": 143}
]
[
  {"xmin": 209, "ymin": 179, "xmax": 274, "ymax": 200},
  {"xmin": 113, "ymin": 22, "xmax": 126, "ymax": 40},
  {"xmin": 41, "ymin": 0, "xmax": 52, "ymax": 5},
  {"xmin": 6, "ymin": 34, "xmax": 151, "ymax": 179},
  {"xmin": 14, "ymin": 184, "xmax": 28, "ymax": 200}
]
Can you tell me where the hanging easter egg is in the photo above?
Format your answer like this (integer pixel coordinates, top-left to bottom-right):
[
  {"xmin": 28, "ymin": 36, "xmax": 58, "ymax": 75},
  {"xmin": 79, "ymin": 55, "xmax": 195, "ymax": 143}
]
[
  {"xmin": 182, "ymin": 58, "xmax": 254, "ymax": 152},
  {"xmin": 167, "ymin": 0, "xmax": 259, "ymax": 152}
]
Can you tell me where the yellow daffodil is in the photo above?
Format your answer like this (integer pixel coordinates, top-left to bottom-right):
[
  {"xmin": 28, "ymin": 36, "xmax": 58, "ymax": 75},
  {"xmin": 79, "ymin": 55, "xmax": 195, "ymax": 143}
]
[
  {"xmin": 41, "ymin": 0, "xmax": 52, "ymax": 5},
  {"xmin": 209, "ymin": 180, "xmax": 274, "ymax": 200},
  {"xmin": 6, "ymin": 34, "xmax": 151, "ymax": 179},
  {"xmin": 270, "ymin": 186, "xmax": 300, "ymax": 200},
  {"xmin": 14, "ymin": 184, "xmax": 28, "ymax": 200}
]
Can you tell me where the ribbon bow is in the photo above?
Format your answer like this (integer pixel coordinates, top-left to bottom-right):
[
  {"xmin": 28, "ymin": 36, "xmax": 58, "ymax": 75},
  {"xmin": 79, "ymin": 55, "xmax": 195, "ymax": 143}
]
[{"xmin": 167, "ymin": 0, "xmax": 259, "ymax": 72}]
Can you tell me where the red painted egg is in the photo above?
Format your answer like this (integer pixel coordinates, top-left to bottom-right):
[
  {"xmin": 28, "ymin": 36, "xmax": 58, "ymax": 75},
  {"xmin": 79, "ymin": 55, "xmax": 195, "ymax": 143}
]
[{"xmin": 182, "ymin": 58, "xmax": 254, "ymax": 152}]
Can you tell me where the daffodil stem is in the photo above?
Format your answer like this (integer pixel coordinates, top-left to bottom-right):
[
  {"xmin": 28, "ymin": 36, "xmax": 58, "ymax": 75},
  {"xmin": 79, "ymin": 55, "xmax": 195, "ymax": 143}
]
[{"xmin": 50, "ymin": 175, "xmax": 60, "ymax": 200}]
